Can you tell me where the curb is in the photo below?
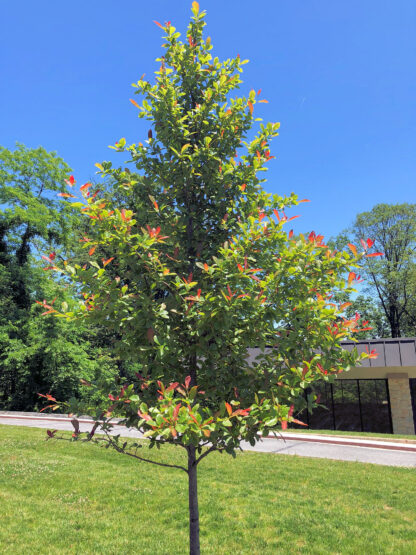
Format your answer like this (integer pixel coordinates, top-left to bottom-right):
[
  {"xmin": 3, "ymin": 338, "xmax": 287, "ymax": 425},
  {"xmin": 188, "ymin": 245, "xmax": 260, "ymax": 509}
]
[
  {"xmin": 2, "ymin": 412, "xmax": 416, "ymax": 453},
  {"xmin": 266, "ymin": 434, "xmax": 416, "ymax": 453}
]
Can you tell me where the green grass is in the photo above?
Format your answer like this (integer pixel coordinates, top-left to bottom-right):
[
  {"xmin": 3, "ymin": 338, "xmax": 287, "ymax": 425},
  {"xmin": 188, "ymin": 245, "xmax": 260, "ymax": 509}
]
[
  {"xmin": 285, "ymin": 428, "xmax": 416, "ymax": 441},
  {"xmin": 1, "ymin": 425, "xmax": 415, "ymax": 554}
]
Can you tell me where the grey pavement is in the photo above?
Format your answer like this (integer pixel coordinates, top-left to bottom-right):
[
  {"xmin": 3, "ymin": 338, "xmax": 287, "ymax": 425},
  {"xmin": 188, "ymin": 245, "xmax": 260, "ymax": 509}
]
[
  {"xmin": 240, "ymin": 438, "xmax": 416, "ymax": 467},
  {"xmin": 1, "ymin": 413, "xmax": 415, "ymax": 468}
]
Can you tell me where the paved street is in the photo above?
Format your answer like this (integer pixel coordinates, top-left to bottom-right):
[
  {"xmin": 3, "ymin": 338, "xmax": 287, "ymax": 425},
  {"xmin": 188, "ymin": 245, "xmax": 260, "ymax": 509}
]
[
  {"xmin": 240, "ymin": 437, "xmax": 416, "ymax": 467},
  {"xmin": 1, "ymin": 413, "xmax": 415, "ymax": 468}
]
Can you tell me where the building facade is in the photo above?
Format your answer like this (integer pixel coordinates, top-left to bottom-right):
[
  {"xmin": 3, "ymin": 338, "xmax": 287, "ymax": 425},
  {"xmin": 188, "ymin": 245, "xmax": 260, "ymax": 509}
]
[
  {"xmin": 248, "ymin": 338, "xmax": 416, "ymax": 435},
  {"xmin": 337, "ymin": 338, "xmax": 416, "ymax": 435}
]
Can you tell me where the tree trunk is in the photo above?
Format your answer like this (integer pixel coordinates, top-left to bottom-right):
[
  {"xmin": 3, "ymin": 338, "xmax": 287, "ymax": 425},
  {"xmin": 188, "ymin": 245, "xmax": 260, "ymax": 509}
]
[
  {"xmin": 187, "ymin": 445, "xmax": 200, "ymax": 555},
  {"xmin": 389, "ymin": 305, "xmax": 401, "ymax": 337}
]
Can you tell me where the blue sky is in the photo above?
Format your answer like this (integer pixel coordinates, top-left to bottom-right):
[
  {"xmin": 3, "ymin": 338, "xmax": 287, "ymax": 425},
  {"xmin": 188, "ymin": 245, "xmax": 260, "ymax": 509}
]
[{"xmin": 1, "ymin": 0, "xmax": 415, "ymax": 239}]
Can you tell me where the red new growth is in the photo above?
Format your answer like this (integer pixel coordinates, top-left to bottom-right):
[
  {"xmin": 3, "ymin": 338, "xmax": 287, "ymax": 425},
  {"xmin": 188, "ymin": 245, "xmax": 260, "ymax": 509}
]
[
  {"xmin": 64, "ymin": 175, "xmax": 75, "ymax": 186},
  {"xmin": 348, "ymin": 243, "xmax": 357, "ymax": 257},
  {"xmin": 58, "ymin": 192, "xmax": 76, "ymax": 198},
  {"xmin": 365, "ymin": 347, "xmax": 378, "ymax": 359}
]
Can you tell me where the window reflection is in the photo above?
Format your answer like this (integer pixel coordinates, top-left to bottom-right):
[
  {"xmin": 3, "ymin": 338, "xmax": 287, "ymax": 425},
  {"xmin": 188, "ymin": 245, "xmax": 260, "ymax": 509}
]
[{"xmin": 291, "ymin": 379, "xmax": 392, "ymax": 434}]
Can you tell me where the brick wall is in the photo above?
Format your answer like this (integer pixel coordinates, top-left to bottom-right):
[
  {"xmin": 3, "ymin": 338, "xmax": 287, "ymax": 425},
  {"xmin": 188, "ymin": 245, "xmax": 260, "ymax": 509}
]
[{"xmin": 387, "ymin": 373, "xmax": 415, "ymax": 435}]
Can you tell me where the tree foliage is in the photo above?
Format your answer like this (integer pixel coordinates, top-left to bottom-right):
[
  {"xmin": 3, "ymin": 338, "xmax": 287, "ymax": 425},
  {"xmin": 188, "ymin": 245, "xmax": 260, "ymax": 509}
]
[
  {"xmin": 40, "ymin": 5, "xmax": 377, "ymax": 553},
  {"xmin": 337, "ymin": 203, "xmax": 416, "ymax": 337},
  {"xmin": 0, "ymin": 144, "xmax": 118, "ymax": 409}
]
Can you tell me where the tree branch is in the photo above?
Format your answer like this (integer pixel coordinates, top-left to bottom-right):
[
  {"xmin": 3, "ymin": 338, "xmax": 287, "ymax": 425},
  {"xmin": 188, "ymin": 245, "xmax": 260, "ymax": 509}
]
[
  {"xmin": 102, "ymin": 430, "xmax": 188, "ymax": 472},
  {"xmin": 195, "ymin": 444, "xmax": 220, "ymax": 466}
]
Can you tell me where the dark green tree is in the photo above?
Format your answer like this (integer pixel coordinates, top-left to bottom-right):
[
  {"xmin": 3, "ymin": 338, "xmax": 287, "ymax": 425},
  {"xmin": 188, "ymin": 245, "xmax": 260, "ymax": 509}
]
[{"xmin": 0, "ymin": 144, "xmax": 118, "ymax": 408}]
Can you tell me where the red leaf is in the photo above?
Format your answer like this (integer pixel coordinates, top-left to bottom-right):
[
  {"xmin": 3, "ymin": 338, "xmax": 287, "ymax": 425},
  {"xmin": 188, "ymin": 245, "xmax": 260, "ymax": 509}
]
[
  {"xmin": 188, "ymin": 409, "xmax": 199, "ymax": 426},
  {"xmin": 80, "ymin": 182, "xmax": 92, "ymax": 191},
  {"xmin": 247, "ymin": 101, "xmax": 253, "ymax": 115},
  {"xmin": 148, "ymin": 129, "xmax": 153, "ymax": 139},
  {"xmin": 89, "ymin": 246, "xmax": 96, "ymax": 256},
  {"xmin": 366, "ymin": 346, "xmax": 379, "ymax": 359},
  {"xmin": 360, "ymin": 238, "xmax": 367, "ymax": 250},
  {"xmin": 367, "ymin": 238, "xmax": 374, "ymax": 248},
  {"xmin": 64, "ymin": 175, "xmax": 75, "ymax": 186},
  {"xmin": 138, "ymin": 410, "xmax": 151, "ymax": 421},
  {"xmin": 281, "ymin": 421, "xmax": 288, "ymax": 430},
  {"xmin": 366, "ymin": 252, "xmax": 384, "ymax": 258},
  {"xmin": 237, "ymin": 263, "xmax": 243, "ymax": 272},
  {"xmin": 166, "ymin": 382, "xmax": 179, "ymax": 392},
  {"xmin": 287, "ymin": 215, "xmax": 300, "ymax": 222},
  {"xmin": 292, "ymin": 418, "xmax": 307, "ymax": 426},
  {"xmin": 146, "ymin": 328, "xmax": 155, "ymax": 343},
  {"xmin": 298, "ymin": 199, "xmax": 310, "ymax": 203},
  {"xmin": 241, "ymin": 183, "xmax": 246, "ymax": 191},
  {"xmin": 204, "ymin": 263, "xmax": 209, "ymax": 271},
  {"xmin": 102, "ymin": 257, "xmax": 114, "ymax": 267},
  {"xmin": 347, "ymin": 243, "xmax": 357, "ymax": 257},
  {"xmin": 185, "ymin": 376, "xmax": 191, "ymax": 389},
  {"xmin": 58, "ymin": 192, "xmax": 76, "ymax": 198},
  {"xmin": 130, "ymin": 98, "xmax": 140, "ymax": 108},
  {"xmin": 173, "ymin": 404, "xmax": 181, "ymax": 420},
  {"xmin": 153, "ymin": 20, "xmax": 164, "ymax": 30},
  {"xmin": 225, "ymin": 402, "xmax": 232, "ymax": 416},
  {"xmin": 288, "ymin": 229, "xmax": 294, "ymax": 238}
]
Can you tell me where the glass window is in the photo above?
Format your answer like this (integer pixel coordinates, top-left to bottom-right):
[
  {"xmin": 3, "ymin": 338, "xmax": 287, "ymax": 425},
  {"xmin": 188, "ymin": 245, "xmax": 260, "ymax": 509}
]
[{"xmin": 290, "ymin": 379, "xmax": 392, "ymax": 434}]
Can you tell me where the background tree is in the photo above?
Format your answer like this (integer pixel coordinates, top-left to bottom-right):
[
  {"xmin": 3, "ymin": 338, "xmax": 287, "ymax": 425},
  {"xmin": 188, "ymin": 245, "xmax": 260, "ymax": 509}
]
[
  {"xmin": 336, "ymin": 203, "xmax": 416, "ymax": 337},
  {"xmin": 0, "ymin": 144, "xmax": 119, "ymax": 409},
  {"xmin": 40, "ymin": 4, "xmax": 376, "ymax": 554}
]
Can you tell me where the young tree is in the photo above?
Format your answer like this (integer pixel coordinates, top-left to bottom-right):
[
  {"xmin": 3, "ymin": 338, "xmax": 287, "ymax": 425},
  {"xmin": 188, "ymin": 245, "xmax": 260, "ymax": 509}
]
[{"xmin": 40, "ymin": 4, "xmax": 379, "ymax": 553}]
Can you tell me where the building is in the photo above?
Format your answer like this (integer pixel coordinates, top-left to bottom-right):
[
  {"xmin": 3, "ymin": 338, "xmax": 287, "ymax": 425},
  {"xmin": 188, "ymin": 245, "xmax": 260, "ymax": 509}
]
[
  {"xmin": 248, "ymin": 338, "xmax": 416, "ymax": 435},
  {"xmin": 336, "ymin": 338, "xmax": 416, "ymax": 435}
]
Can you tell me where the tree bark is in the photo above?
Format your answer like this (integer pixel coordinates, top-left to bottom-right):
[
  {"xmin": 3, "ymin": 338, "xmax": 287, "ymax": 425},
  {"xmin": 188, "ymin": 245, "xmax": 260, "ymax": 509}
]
[{"xmin": 187, "ymin": 445, "xmax": 200, "ymax": 555}]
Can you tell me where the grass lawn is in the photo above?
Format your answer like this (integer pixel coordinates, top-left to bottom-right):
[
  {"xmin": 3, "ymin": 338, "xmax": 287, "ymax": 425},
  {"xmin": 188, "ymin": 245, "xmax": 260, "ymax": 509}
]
[
  {"xmin": 1, "ymin": 425, "xmax": 415, "ymax": 554},
  {"xmin": 285, "ymin": 428, "xmax": 416, "ymax": 441}
]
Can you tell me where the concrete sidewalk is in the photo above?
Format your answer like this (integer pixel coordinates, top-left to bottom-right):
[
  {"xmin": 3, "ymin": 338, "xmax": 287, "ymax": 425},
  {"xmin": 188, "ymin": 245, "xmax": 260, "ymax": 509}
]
[{"xmin": 1, "ymin": 411, "xmax": 415, "ymax": 467}]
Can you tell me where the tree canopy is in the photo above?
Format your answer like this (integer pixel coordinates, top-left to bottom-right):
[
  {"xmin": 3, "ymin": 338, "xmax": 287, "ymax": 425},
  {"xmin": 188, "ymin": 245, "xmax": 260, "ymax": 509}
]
[
  {"xmin": 39, "ymin": 5, "xmax": 377, "ymax": 553},
  {"xmin": 0, "ymin": 144, "xmax": 119, "ymax": 409},
  {"xmin": 336, "ymin": 203, "xmax": 416, "ymax": 337}
]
